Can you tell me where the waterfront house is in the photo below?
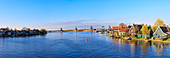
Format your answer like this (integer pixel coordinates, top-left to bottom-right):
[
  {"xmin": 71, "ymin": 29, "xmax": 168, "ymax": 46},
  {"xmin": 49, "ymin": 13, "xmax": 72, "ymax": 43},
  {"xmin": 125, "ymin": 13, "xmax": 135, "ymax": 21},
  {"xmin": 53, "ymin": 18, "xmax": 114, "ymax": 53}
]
[
  {"xmin": 130, "ymin": 24, "xmax": 143, "ymax": 35},
  {"xmin": 17, "ymin": 30, "xmax": 26, "ymax": 36},
  {"xmin": 21, "ymin": 30, "xmax": 26, "ymax": 35},
  {"xmin": 137, "ymin": 26, "xmax": 153, "ymax": 38},
  {"xmin": 7, "ymin": 30, "xmax": 15, "ymax": 36},
  {"xmin": 112, "ymin": 26, "xmax": 120, "ymax": 32},
  {"xmin": 112, "ymin": 26, "xmax": 120, "ymax": 35},
  {"xmin": 13, "ymin": 31, "xmax": 18, "ymax": 36},
  {"xmin": 119, "ymin": 28, "xmax": 131, "ymax": 36},
  {"xmin": 17, "ymin": 31, "xmax": 22, "ymax": 36},
  {"xmin": 153, "ymin": 26, "xmax": 169, "ymax": 40}
]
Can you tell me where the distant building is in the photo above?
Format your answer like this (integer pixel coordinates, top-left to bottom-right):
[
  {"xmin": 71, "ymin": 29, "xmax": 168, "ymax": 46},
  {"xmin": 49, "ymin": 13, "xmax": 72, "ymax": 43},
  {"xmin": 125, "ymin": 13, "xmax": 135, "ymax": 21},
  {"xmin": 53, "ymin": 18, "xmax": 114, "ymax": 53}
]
[
  {"xmin": 119, "ymin": 28, "xmax": 131, "ymax": 36},
  {"xmin": 112, "ymin": 26, "xmax": 120, "ymax": 32},
  {"xmin": 0, "ymin": 31, "xmax": 3, "ymax": 36},
  {"xmin": 0, "ymin": 28, "xmax": 9, "ymax": 36}
]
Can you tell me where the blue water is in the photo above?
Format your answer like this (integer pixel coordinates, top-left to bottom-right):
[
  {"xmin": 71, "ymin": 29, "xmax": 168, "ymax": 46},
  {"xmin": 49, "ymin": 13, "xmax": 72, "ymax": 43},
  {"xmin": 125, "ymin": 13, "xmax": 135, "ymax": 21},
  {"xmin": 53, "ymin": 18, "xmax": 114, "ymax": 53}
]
[{"xmin": 0, "ymin": 32, "xmax": 170, "ymax": 58}]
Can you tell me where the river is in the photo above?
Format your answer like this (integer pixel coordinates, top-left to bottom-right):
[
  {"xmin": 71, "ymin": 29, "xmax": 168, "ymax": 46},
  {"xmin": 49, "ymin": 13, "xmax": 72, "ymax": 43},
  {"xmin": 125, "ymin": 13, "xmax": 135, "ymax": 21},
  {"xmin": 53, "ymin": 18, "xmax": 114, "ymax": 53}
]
[{"xmin": 0, "ymin": 32, "xmax": 170, "ymax": 58}]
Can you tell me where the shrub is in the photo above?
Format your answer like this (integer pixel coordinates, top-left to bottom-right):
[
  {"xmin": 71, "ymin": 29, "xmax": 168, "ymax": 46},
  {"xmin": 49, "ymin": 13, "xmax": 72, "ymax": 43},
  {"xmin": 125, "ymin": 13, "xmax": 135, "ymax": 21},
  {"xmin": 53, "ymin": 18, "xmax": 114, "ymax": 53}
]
[
  {"xmin": 165, "ymin": 38, "xmax": 170, "ymax": 41},
  {"xmin": 131, "ymin": 34, "xmax": 137, "ymax": 38},
  {"xmin": 40, "ymin": 29, "xmax": 47, "ymax": 33},
  {"xmin": 125, "ymin": 33, "xmax": 130, "ymax": 37}
]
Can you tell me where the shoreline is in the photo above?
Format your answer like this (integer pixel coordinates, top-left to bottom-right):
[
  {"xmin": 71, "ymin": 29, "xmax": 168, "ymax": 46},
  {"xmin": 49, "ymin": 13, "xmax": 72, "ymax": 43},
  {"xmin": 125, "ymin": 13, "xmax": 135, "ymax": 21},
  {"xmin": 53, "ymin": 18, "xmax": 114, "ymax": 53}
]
[
  {"xmin": 47, "ymin": 31, "xmax": 170, "ymax": 44},
  {"xmin": 122, "ymin": 38, "xmax": 170, "ymax": 44}
]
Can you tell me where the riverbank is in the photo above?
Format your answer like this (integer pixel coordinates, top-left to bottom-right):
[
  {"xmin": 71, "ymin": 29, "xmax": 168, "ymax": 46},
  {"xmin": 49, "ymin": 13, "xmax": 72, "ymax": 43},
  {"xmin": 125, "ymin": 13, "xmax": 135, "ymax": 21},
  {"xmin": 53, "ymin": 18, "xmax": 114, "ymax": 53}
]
[
  {"xmin": 121, "ymin": 37, "xmax": 170, "ymax": 44},
  {"xmin": 0, "ymin": 28, "xmax": 47, "ymax": 37},
  {"xmin": 151, "ymin": 40, "xmax": 170, "ymax": 44}
]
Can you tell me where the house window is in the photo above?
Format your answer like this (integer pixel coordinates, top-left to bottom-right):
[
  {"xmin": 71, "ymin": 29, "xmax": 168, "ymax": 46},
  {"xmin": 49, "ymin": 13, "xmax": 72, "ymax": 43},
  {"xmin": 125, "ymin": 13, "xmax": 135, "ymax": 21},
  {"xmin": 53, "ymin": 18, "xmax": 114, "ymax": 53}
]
[{"xmin": 158, "ymin": 35, "xmax": 160, "ymax": 38}]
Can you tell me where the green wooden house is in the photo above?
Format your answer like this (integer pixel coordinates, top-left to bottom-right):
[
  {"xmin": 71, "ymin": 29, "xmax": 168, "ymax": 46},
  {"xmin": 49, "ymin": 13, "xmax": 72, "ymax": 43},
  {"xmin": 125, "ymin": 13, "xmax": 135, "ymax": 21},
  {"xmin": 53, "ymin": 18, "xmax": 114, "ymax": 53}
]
[
  {"xmin": 137, "ymin": 26, "xmax": 153, "ymax": 38},
  {"xmin": 153, "ymin": 26, "xmax": 169, "ymax": 40}
]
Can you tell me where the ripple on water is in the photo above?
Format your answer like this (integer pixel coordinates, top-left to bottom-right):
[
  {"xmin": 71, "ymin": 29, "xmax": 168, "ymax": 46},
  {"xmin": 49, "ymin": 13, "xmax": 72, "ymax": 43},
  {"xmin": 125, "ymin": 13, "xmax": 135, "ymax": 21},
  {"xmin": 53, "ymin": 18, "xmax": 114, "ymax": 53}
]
[{"xmin": 0, "ymin": 32, "xmax": 170, "ymax": 58}]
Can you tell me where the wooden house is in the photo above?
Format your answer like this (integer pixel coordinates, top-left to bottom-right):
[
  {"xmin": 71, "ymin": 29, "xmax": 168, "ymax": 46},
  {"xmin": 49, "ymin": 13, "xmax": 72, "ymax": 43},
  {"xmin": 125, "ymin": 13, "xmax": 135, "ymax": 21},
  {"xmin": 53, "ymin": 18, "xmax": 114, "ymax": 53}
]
[
  {"xmin": 153, "ymin": 26, "xmax": 169, "ymax": 40},
  {"xmin": 130, "ymin": 24, "xmax": 143, "ymax": 35},
  {"xmin": 119, "ymin": 28, "xmax": 131, "ymax": 36},
  {"xmin": 112, "ymin": 26, "xmax": 120, "ymax": 35},
  {"xmin": 112, "ymin": 26, "xmax": 120, "ymax": 32},
  {"xmin": 137, "ymin": 26, "xmax": 153, "ymax": 38}
]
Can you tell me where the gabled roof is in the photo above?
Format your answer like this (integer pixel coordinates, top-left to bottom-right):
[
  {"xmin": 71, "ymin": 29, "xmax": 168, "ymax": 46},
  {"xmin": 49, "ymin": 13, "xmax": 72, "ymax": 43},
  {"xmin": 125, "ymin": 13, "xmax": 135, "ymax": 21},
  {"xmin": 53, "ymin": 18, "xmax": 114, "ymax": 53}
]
[
  {"xmin": 119, "ymin": 28, "xmax": 130, "ymax": 32},
  {"xmin": 133, "ymin": 24, "xmax": 143, "ymax": 31},
  {"xmin": 160, "ymin": 27, "xmax": 168, "ymax": 33},
  {"xmin": 112, "ymin": 26, "xmax": 120, "ymax": 29},
  {"xmin": 153, "ymin": 26, "xmax": 169, "ymax": 35}
]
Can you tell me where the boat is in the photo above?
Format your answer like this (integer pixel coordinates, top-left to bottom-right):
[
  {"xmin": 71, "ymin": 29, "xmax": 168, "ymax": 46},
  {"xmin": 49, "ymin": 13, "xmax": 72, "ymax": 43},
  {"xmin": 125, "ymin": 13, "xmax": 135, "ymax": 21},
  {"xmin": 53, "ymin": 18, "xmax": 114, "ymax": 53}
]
[{"xmin": 99, "ymin": 32, "xmax": 102, "ymax": 34}]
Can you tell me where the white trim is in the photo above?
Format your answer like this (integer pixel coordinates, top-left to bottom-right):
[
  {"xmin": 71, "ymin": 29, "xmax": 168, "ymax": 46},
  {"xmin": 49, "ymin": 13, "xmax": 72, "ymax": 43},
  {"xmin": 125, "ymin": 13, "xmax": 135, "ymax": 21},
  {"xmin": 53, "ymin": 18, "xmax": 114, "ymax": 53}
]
[{"xmin": 153, "ymin": 26, "xmax": 168, "ymax": 35}]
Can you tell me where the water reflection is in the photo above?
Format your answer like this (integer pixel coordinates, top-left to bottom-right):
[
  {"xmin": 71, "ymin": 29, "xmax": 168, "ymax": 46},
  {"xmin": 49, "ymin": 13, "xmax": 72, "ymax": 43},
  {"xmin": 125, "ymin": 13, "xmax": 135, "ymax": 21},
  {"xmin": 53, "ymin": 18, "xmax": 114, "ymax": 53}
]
[
  {"xmin": 75, "ymin": 32, "xmax": 77, "ymax": 40},
  {"xmin": 60, "ymin": 32, "xmax": 63, "ymax": 38},
  {"xmin": 111, "ymin": 38, "xmax": 170, "ymax": 57},
  {"xmin": 152, "ymin": 42, "xmax": 169, "ymax": 56},
  {"xmin": 0, "ymin": 32, "xmax": 170, "ymax": 57},
  {"xmin": 0, "ymin": 34, "xmax": 47, "ymax": 39},
  {"xmin": 40, "ymin": 34, "xmax": 46, "ymax": 37}
]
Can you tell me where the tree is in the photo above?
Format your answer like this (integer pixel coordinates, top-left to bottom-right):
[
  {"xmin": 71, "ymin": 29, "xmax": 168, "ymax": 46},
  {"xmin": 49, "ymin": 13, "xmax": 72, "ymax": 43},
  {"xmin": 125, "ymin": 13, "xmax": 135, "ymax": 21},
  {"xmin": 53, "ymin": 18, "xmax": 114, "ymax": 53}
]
[
  {"xmin": 119, "ymin": 23, "xmax": 127, "ymax": 28},
  {"xmin": 108, "ymin": 25, "xmax": 112, "ymax": 31},
  {"xmin": 128, "ymin": 25, "xmax": 132, "ymax": 28},
  {"xmin": 152, "ymin": 26, "xmax": 158, "ymax": 33},
  {"xmin": 40, "ymin": 29, "xmax": 46, "ymax": 32},
  {"xmin": 14, "ymin": 28, "xmax": 17, "ymax": 31},
  {"xmin": 26, "ymin": 28, "xmax": 30, "ymax": 31},
  {"xmin": 154, "ymin": 18, "xmax": 165, "ymax": 27},
  {"xmin": 167, "ymin": 26, "xmax": 170, "ymax": 31},
  {"xmin": 75, "ymin": 26, "xmax": 77, "ymax": 31},
  {"xmin": 10, "ymin": 29, "xmax": 13, "ymax": 31},
  {"xmin": 90, "ymin": 25, "xmax": 93, "ymax": 29},
  {"xmin": 6, "ymin": 27, "xmax": 10, "ymax": 31},
  {"xmin": 114, "ymin": 32, "xmax": 119, "ymax": 37},
  {"xmin": 152, "ymin": 18, "xmax": 165, "ymax": 33},
  {"xmin": 22, "ymin": 27, "xmax": 27, "ymax": 30},
  {"xmin": 148, "ymin": 25, "xmax": 151, "ymax": 28},
  {"xmin": 119, "ymin": 23, "xmax": 125, "ymax": 28},
  {"xmin": 141, "ymin": 25, "xmax": 149, "ymax": 39},
  {"xmin": 40, "ymin": 29, "xmax": 47, "ymax": 34},
  {"xmin": 108, "ymin": 25, "xmax": 111, "ymax": 29},
  {"xmin": 60, "ymin": 27, "xmax": 63, "ymax": 31},
  {"xmin": 102, "ymin": 26, "xmax": 105, "ymax": 30}
]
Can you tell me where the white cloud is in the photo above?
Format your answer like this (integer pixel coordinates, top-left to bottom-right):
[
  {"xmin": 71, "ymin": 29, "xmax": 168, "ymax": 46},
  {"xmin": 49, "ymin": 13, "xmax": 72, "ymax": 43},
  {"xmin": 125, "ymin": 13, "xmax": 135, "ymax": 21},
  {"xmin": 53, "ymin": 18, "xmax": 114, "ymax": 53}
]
[{"xmin": 35, "ymin": 19, "xmax": 132, "ymax": 30}]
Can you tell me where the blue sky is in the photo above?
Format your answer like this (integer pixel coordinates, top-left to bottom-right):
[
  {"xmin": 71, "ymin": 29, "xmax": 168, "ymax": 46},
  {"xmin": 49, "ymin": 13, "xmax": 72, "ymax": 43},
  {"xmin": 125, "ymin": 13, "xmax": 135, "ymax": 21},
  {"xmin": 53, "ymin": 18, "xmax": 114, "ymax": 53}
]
[{"xmin": 0, "ymin": 0, "xmax": 170, "ymax": 30}]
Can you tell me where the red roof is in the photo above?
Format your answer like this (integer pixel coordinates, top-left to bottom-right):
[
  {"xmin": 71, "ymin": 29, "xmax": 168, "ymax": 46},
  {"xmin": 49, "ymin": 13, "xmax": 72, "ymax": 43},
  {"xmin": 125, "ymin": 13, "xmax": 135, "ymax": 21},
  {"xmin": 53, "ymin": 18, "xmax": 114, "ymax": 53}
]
[
  {"xmin": 119, "ymin": 28, "xmax": 130, "ymax": 32},
  {"xmin": 112, "ymin": 26, "xmax": 120, "ymax": 29}
]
